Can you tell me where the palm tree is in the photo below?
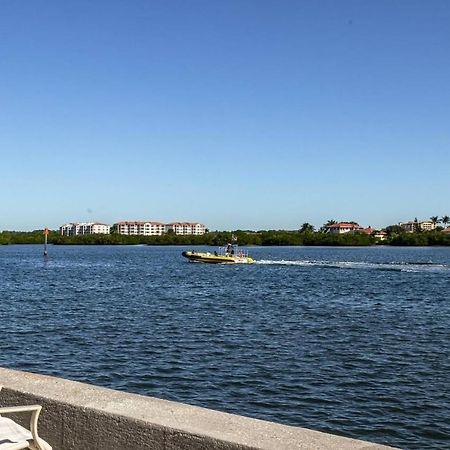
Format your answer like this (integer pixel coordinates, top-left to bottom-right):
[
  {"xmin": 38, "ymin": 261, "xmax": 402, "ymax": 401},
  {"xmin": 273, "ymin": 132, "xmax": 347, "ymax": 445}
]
[
  {"xmin": 430, "ymin": 216, "xmax": 440, "ymax": 227},
  {"xmin": 320, "ymin": 219, "xmax": 337, "ymax": 232},
  {"xmin": 441, "ymin": 215, "xmax": 450, "ymax": 228},
  {"xmin": 300, "ymin": 222, "xmax": 315, "ymax": 233}
]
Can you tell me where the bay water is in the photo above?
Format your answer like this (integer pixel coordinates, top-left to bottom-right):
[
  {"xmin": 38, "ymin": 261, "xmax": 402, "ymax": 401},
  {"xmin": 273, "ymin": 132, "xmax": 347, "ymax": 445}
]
[{"xmin": 1, "ymin": 245, "xmax": 449, "ymax": 449}]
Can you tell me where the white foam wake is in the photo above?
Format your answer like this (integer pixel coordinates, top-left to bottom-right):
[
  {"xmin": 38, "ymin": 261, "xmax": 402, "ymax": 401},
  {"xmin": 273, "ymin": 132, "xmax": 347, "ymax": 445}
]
[{"xmin": 255, "ymin": 259, "xmax": 448, "ymax": 272}]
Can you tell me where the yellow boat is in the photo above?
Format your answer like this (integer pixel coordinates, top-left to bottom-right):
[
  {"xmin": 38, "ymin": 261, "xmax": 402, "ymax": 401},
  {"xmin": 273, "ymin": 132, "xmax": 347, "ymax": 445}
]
[{"xmin": 182, "ymin": 246, "xmax": 254, "ymax": 264}]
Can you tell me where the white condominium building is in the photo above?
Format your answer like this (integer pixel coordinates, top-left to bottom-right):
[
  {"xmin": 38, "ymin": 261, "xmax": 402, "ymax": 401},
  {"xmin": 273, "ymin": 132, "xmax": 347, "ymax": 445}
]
[
  {"xmin": 165, "ymin": 222, "xmax": 206, "ymax": 235},
  {"xmin": 114, "ymin": 221, "xmax": 206, "ymax": 236},
  {"xmin": 115, "ymin": 221, "xmax": 166, "ymax": 236},
  {"xmin": 60, "ymin": 222, "xmax": 111, "ymax": 236},
  {"xmin": 399, "ymin": 221, "xmax": 437, "ymax": 232}
]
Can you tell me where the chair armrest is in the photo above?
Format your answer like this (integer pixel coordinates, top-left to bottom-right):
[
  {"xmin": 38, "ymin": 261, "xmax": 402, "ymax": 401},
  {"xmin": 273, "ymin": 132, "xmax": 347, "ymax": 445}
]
[
  {"xmin": 0, "ymin": 405, "xmax": 42, "ymax": 414},
  {"xmin": 0, "ymin": 405, "xmax": 46, "ymax": 448}
]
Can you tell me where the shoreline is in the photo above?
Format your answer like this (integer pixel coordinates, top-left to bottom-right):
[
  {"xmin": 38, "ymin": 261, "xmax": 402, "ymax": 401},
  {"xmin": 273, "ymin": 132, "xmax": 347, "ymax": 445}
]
[{"xmin": 1, "ymin": 229, "xmax": 450, "ymax": 247}]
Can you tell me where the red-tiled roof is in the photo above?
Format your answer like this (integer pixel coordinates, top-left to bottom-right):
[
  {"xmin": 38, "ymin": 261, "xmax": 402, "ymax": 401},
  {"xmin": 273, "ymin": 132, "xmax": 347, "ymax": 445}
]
[
  {"xmin": 116, "ymin": 221, "xmax": 164, "ymax": 225},
  {"xmin": 358, "ymin": 227, "xmax": 374, "ymax": 235},
  {"xmin": 166, "ymin": 222, "xmax": 204, "ymax": 226},
  {"xmin": 115, "ymin": 221, "xmax": 205, "ymax": 227},
  {"xmin": 327, "ymin": 222, "xmax": 361, "ymax": 229}
]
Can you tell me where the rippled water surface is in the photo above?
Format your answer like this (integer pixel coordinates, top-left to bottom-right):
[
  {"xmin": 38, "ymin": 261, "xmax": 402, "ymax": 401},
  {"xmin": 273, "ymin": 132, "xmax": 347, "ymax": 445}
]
[{"xmin": 1, "ymin": 245, "xmax": 449, "ymax": 449}]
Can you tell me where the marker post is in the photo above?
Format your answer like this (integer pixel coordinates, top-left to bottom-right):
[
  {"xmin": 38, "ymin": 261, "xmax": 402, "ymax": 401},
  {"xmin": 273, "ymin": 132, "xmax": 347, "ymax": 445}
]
[{"xmin": 43, "ymin": 228, "xmax": 49, "ymax": 256}]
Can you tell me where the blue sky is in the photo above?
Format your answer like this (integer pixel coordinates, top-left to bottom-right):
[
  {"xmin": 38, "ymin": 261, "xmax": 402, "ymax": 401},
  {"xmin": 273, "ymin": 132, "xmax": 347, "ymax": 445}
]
[{"xmin": 1, "ymin": 0, "xmax": 449, "ymax": 231}]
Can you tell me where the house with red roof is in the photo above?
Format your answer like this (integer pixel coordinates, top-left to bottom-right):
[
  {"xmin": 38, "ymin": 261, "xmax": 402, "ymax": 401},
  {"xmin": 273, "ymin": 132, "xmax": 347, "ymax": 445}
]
[
  {"xmin": 325, "ymin": 222, "xmax": 362, "ymax": 234},
  {"xmin": 373, "ymin": 230, "xmax": 388, "ymax": 241}
]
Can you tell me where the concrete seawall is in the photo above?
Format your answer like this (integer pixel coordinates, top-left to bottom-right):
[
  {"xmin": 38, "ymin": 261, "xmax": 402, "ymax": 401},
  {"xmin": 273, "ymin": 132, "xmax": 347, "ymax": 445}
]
[{"xmin": 0, "ymin": 367, "xmax": 396, "ymax": 450}]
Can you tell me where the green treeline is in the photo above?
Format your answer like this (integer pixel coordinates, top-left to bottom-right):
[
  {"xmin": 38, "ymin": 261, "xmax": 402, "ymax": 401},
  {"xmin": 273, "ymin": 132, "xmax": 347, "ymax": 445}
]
[
  {"xmin": 1, "ymin": 229, "xmax": 449, "ymax": 246},
  {"xmin": 388, "ymin": 231, "xmax": 450, "ymax": 246},
  {"xmin": 0, "ymin": 230, "xmax": 59, "ymax": 245}
]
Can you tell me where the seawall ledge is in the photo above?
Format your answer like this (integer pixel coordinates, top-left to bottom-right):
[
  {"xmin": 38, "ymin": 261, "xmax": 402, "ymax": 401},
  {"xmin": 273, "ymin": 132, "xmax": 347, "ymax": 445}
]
[{"xmin": 0, "ymin": 367, "xmax": 397, "ymax": 450}]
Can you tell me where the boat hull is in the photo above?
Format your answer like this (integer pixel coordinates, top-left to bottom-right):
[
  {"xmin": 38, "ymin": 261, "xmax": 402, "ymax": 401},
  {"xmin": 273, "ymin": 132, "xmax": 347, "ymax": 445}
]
[{"xmin": 182, "ymin": 251, "xmax": 254, "ymax": 264}]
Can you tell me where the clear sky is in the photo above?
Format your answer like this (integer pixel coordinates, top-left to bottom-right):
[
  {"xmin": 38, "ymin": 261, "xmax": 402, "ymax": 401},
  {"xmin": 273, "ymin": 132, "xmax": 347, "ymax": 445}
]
[{"xmin": 1, "ymin": 0, "xmax": 449, "ymax": 231}]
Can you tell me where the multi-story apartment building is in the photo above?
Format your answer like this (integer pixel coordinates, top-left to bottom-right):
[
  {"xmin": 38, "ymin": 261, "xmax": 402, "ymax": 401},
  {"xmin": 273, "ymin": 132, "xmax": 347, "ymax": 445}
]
[
  {"xmin": 115, "ymin": 221, "xmax": 166, "ymax": 236},
  {"xmin": 399, "ymin": 221, "xmax": 436, "ymax": 232},
  {"xmin": 60, "ymin": 222, "xmax": 111, "ymax": 236},
  {"xmin": 114, "ymin": 221, "xmax": 206, "ymax": 236},
  {"xmin": 165, "ymin": 222, "xmax": 206, "ymax": 235}
]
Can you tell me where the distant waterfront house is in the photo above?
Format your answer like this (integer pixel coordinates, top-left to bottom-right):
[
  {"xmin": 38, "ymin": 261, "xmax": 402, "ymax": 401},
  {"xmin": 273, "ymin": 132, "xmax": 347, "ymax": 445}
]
[
  {"xmin": 443, "ymin": 227, "xmax": 450, "ymax": 234},
  {"xmin": 115, "ymin": 221, "xmax": 165, "ymax": 236},
  {"xmin": 114, "ymin": 221, "xmax": 206, "ymax": 236},
  {"xmin": 165, "ymin": 222, "xmax": 206, "ymax": 235},
  {"xmin": 325, "ymin": 222, "xmax": 362, "ymax": 234},
  {"xmin": 60, "ymin": 222, "xmax": 111, "ymax": 236},
  {"xmin": 357, "ymin": 226, "xmax": 375, "ymax": 235},
  {"xmin": 372, "ymin": 230, "xmax": 388, "ymax": 241},
  {"xmin": 399, "ymin": 221, "xmax": 437, "ymax": 233}
]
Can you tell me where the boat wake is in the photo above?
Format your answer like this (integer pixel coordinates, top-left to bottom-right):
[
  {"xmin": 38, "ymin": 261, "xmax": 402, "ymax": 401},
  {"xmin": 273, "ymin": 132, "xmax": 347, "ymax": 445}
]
[{"xmin": 255, "ymin": 259, "xmax": 449, "ymax": 273}]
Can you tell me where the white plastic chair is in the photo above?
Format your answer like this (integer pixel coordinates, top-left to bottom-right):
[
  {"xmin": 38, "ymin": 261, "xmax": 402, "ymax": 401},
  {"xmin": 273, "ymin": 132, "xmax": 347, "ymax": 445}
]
[{"xmin": 0, "ymin": 387, "xmax": 52, "ymax": 450}]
